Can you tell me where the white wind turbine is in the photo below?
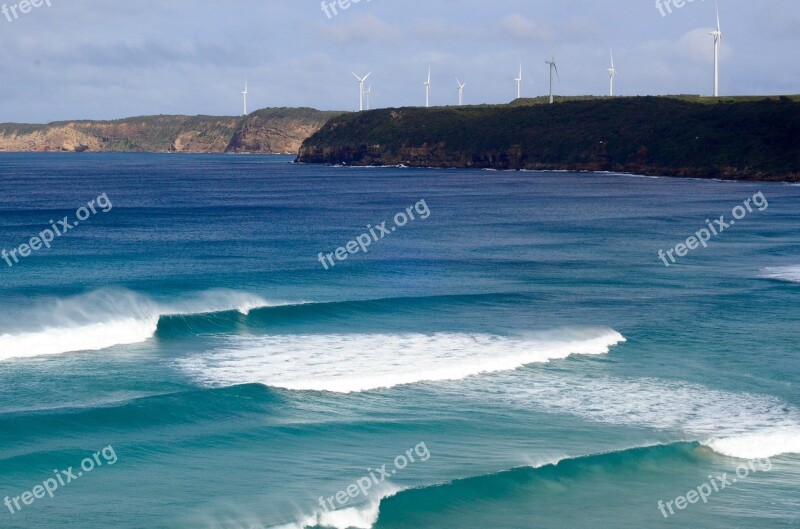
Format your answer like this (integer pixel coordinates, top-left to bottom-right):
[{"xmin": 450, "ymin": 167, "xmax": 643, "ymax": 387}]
[
  {"xmin": 515, "ymin": 62, "xmax": 523, "ymax": 99},
  {"xmin": 709, "ymin": 5, "xmax": 722, "ymax": 97},
  {"xmin": 607, "ymin": 51, "xmax": 617, "ymax": 96},
  {"xmin": 352, "ymin": 71, "xmax": 372, "ymax": 111},
  {"xmin": 364, "ymin": 84, "xmax": 372, "ymax": 110},
  {"xmin": 545, "ymin": 56, "xmax": 559, "ymax": 104},
  {"xmin": 456, "ymin": 78, "xmax": 466, "ymax": 106},
  {"xmin": 424, "ymin": 67, "xmax": 431, "ymax": 108},
  {"xmin": 241, "ymin": 78, "xmax": 248, "ymax": 116}
]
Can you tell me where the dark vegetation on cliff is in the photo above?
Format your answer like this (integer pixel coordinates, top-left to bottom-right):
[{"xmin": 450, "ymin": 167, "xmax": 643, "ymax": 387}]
[{"xmin": 297, "ymin": 96, "xmax": 800, "ymax": 181}]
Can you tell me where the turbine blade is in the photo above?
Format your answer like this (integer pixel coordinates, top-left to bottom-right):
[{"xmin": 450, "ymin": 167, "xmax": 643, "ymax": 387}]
[{"xmin": 364, "ymin": 72, "xmax": 372, "ymax": 81}]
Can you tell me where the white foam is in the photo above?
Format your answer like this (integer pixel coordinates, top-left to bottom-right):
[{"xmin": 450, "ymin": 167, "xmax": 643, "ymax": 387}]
[
  {"xmin": 270, "ymin": 484, "xmax": 402, "ymax": 529},
  {"xmin": 482, "ymin": 371, "xmax": 800, "ymax": 458},
  {"xmin": 705, "ymin": 430, "xmax": 800, "ymax": 459},
  {"xmin": 176, "ymin": 327, "xmax": 626, "ymax": 393},
  {"xmin": 0, "ymin": 288, "xmax": 288, "ymax": 361},
  {"xmin": 762, "ymin": 266, "xmax": 800, "ymax": 284},
  {"xmin": 0, "ymin": 317, "xmax": 159, "ymax": 359}
]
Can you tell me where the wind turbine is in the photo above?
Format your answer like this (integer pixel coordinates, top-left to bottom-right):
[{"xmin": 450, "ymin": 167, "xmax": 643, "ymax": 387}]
[
  {"xmin": 424, "ymin": 67, "xmax": 431, "ymax": 108},
  {"xmin": 352, "ymin": 71, "xmax": 372, "ymax": 111},
  {"xmin": 709, "ymin": 5, "xmax": 722, "ymax": 97},
  {"xmin": 364, "ymin": 84, "xmax": 372, "ymax": 110},
  {"xmin": 456, "ymin": 78, "xmax": 466, "ymax": 106},
  {"xmin": 515, "ymin": 62, "xmax": 523, "ymax": 99},
  {"xmin": 607, "ymin": 51, "xmax": 617, "ymax": 97},
  {"xmin": 545, "ymin": 56, "xmax": 559, "ymax": 104},
  {"xmin": 241, "ymin": 78, "xmax": 248, "ymax": 116}
]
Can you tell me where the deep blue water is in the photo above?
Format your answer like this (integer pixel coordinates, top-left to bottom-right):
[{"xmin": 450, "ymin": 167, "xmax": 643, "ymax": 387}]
[{"xmin": 0, "ymin": 153, "xmax": 798, "ymax": 529}]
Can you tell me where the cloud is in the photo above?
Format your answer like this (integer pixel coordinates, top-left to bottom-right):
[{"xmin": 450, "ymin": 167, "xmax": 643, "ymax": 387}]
[
  {"xmin": 411, "ymin": 19, "xmax": 488, "ymax": 42},
  {"xmin": 564, "ymin": 17, "xmax": 605, "ymax": 43},
  {"xmin": 0, "ymin": 0, "xmax": 795, "ymax": 122},
  {"xmin": 496, "ymin": 14, "xmax": 555, "ymax": 43},
  {"xmin": 314, "ymin": 13, "xmax": 401, "ymax": 45},
  {"xmin": 676, "ymin": 27, "xmax": 732, "ymax": 65}
]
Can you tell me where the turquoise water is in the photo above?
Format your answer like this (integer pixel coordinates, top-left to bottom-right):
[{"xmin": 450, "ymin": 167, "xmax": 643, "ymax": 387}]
[{"xmin": 0, "ymin": 153, "xmax": 797, "ymax": 528}]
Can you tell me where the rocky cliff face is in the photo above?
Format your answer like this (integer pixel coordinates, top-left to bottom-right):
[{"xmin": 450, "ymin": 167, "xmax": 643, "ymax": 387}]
[
  {"xmin": 0, "ymin": 125, "xmax": 103, "ymax": 152},
  {"xmin": 0, "ymin": 108, "xmax": 343, "ymax": 154},
  {"xmin": 225, "ymin": 108, "xmax": 344, "ymax": 154}
]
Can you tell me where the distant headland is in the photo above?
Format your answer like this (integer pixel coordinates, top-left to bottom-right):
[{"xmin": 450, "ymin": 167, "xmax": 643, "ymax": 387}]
[{"xmin": 0, "ymin": 108, "xmax": 343, "ymax": 154}]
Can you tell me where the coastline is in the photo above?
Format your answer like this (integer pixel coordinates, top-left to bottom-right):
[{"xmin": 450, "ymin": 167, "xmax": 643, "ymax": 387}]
[
  {"xmin": 292, "ymin": 158, "xmax": 800, "ymax": 183},
  {"xmin": 296, "ymin": 97, "xmax": 800, "ymax": 184}
]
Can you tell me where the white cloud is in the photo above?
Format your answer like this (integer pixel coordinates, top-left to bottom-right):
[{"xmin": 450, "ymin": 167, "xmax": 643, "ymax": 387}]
[
  {"xmin": 314, "ymin": 13, "xmax": 402, "ymax": 45},
  {"xmin": 496, "ymin": 14, "xmax": 555, "ymax": 43}
]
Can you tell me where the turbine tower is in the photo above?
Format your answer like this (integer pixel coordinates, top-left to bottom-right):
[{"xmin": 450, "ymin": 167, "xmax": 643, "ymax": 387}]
[
  {"xmin": 709, "ymin": 5, "xmax": 722, "ymax": 97},
  {"xmin": 456, "ymin": 78, "xmax": 466, "ymax": 106},
  {"xmin": 545, "ymin": 56, "xmax": 559, "ymax": 104},
  {"xmin": 352, "ymin": 71, "xmax": 372, "ymax": 111},
  {"xmin": 424, "ymin": 67, "xmax": 431, "ymax": 108},
  {"xmin": 241, "ymin": 79, "xmax": 248, "ymax": 116},
  {"xmin": 515, "ymin": 62, "xmax": 523, "ymax": 99},
  {"xmin": 607, "ymin": 51, "xmax": 617, "ymax": 97},
  {"xmin": 364, "ymin": 84, "xmax": 372, "ymax": 110}
]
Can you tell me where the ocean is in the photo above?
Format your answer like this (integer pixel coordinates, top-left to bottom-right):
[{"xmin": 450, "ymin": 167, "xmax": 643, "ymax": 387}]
[{"xmin": 0, "ymin": 153, "xmax": 797, "ymax": 529}]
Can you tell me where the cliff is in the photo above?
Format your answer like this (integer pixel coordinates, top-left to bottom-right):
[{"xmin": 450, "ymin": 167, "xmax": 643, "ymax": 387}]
[
  {"xmin": 296, "ymin": 96, "xmax": 800, "ymax": 182},
  {"xmin": 0, "ymin": 108, "xmax": 344, "ymax": 154},
  {"xmin": 226, "ymin": 108, "xmax": 344, "ymax": 153}
]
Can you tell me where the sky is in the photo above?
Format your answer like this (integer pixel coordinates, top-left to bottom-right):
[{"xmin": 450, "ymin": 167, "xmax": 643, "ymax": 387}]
[{"xmin": 0, "ymin": 0, "xmax": 798, "ymax": 123}]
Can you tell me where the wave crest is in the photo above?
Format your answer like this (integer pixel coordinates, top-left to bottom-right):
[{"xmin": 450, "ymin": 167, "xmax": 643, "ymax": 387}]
[
  {"xmin": 273, "ymin": 484, "xmax": 402, "ymax": 529},
  {"xmin": 176, "ymin": 327, "xmax": 626, "ymax": 393},
  {"xmin": 705, "ymin": 429, "xmax": 800, "ymax": 459},
  {"xmin": 762, "ymin": 266, "xmax": 800, "ymax": 284},
  {"xmin": 0, "ymin": 288, "xmax": 286, "ymax": 361}
]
